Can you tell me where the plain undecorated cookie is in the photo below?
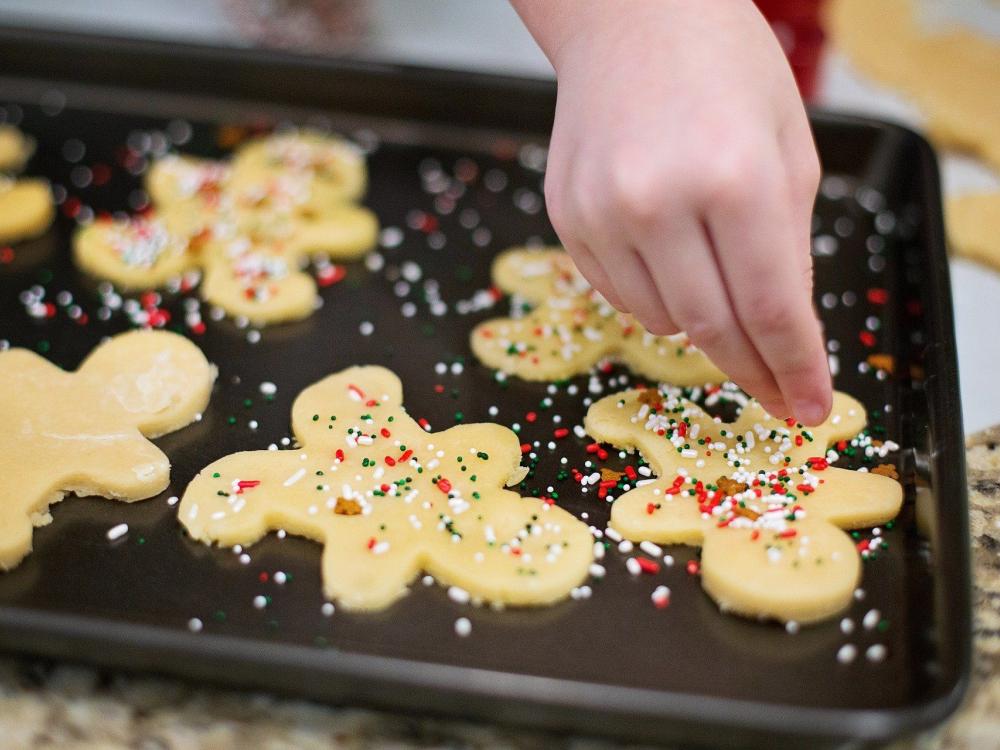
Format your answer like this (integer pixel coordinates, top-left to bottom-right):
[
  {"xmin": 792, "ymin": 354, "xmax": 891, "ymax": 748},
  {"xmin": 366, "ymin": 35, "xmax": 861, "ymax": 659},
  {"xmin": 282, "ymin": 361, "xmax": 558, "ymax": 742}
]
[
  {"xmin": 828, "ymin": 0, "xmax": 1000, "ymax": 172},
  {"xmin": 947, "ymin": 192, "xmax": 1000, "ymax": 271},
  {"xmin": 584, "ymin": 384, "xmax": 903, "ymax": 624},
  {"xmin": 471, "ymin": 248, "xmax": 726, "ymax": 384},
  {"xmin": 0, "ymin": 330, "xmax": 216, "ymax": 571},
  {"xmin": 0, "ymin": 178, "xmax": 54, "ymax": 246},
  {"xmin": 0, "ymin": 125, "xmax": 34, "ymax": 173},
  {"xmin": 180, "ymin": 365, "xmax": 594, "ymax": 610}
]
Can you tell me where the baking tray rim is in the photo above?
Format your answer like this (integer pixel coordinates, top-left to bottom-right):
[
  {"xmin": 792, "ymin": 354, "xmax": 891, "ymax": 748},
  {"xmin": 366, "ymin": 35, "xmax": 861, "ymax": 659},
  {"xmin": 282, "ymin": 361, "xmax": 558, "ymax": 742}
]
[{"xmin": 0, "ymin": 24, "xmax": 972, "ymax": 745}]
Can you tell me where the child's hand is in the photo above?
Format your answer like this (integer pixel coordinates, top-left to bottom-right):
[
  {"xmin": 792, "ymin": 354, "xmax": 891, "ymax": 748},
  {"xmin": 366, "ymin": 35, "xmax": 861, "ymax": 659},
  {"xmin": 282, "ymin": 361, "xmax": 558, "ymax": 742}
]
[{"xmin": 512, "ymin": 0, "xmax": 831, "ymax": 425}]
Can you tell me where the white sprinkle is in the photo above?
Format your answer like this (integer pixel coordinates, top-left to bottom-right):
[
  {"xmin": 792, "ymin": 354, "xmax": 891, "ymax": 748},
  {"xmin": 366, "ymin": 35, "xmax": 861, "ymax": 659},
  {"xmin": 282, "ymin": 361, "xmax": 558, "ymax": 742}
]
[
  {"xmin": 253, "ymin": 595, "xmax": 267, "ymax": 609},
  {"xmin": 359, "ymin": 321, "xmax": 374, "ymax": 336},
  {"xmin": 422, "ymin": 575, "xmax": 435, "ymax": 587},
  {"xmin": 866, "ymin": 644, "xmax": 887, "ymax": 662},
  {"xmin": 840, "ymin": 617, "xmax": 855, "ymax": 635},
  {"xmin": 448, "ymin": 586, "xmax": 470, "ymax": 604},
  {"xmin": 625, "ymin": 557, "xmax": 642, "ymax": 576},
  {"xmin": 605, "ymin": 527, "xmax": 623, "ymax": 543},
  {"xmin": 593, "ymin": 541, "xmax": 605, "ymax": 560},
  {"xmin": 274, "ymin": 571, "xmax": 287, "ymax": 585},
  {"xmin": 837, "ymin": 644, "xmax": 857, "ymax": 664},
  {"xmin": 454, "ymin": 617, "xmax": 472, "ymax": 637},
  {"xmin": 187, "ymin": 618, "xmax": 203, "ymax": 633},
  {"xmin": 371, "ymin": 541, "xmax": 390, "ymax": 555},
  {"xmin": 663, "ymin": 554, "xmax": 675, "ymax": 567},
  {"xmin": 785, "ymin": 620, "xmax": 800, "ymax": 635},
  {"xmin": 863, "ymin": 608, "xmax": 881, "ymax": 630},
  {"xmin": 651, "ymin": 585, "xmax": 671, "ymax": 606},
  {"xmin": 618, "ymin": 540, "xmax": 633, "ymax": 554},
  {"xmin": 283, "ymin": 468, "xmax": 306, "ymax": 487},
  {"xmin": 589, "ymin": 563, "xmax": 606, "ymax": 579},
  {"xmin": 106, "ymin": 523, "xmax": 129, "ymax": 541},
  {"xmin": 639, "ymin": 541, "xmax": 662, "ymax": 557},
  {"xmin": 167, "ymin": 495, "xmax": 179, "ymax": 506},
  {"xmin": 321, "ymin": 602, "xmax": 335, "ymax": 616}
]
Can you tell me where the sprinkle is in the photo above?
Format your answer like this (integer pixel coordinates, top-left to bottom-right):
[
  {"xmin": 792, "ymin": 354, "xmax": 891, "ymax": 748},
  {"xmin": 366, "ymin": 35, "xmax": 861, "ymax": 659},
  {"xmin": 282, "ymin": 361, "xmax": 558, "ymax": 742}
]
[
  {"xmin": 651, "ymin": 585, "xmax": 671, "ymax": 609},
  {"xmin": 639, "ymin": 540, "xmax": 662, "ymax": 557},
  {"xmin": 454, "ymin": 617, "xmax": 472, "ymax": 637},
  {"xmin": 321, "ymin": 602, "xmax": 335, "ymax": 616},
  {"xmin": 448, "ymin": 586, "xmax": 470, "ymax": 604},
  {"xmin": 625, "ymin": 557, "xmax": 642, "ymax": 576},
  {"xmin": 283, "ymin": 468, "xmax": 306, "ymax": 487},
  {"xmin": 837, "ymin": 644, "xmax": 857, "ymax": 664},
  {"xmin": 187, "ymin": 618, "xmax": 203, "ymax": 632},
  {"xmin": 273, "ymin": 571, "xmax": 288, "ymax": 585},
  {"xmin": 866, "ymin": 644, "xmax": 887, "ymax": 663},
  {"xmin": 106, "ymin": 523, "xmax": 129, "ymax": 541},
  {"xmin": 862, "ymin": 608, "xmax": 881, "ymax": 630},
  {"xmin": 253, "ymin": 595, "xmax": 267, "ymax": 609}
]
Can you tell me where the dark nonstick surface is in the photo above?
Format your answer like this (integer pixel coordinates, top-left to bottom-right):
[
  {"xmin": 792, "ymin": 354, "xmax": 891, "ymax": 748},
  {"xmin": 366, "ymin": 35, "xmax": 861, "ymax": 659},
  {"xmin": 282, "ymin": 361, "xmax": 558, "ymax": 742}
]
[{"xmin": 0, "ymin": 41, "xmax": 969, "ymax": 748}]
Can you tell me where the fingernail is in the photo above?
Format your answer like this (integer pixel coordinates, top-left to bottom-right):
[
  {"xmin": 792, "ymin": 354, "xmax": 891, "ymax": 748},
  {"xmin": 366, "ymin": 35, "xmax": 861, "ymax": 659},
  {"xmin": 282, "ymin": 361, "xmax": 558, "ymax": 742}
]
[{"xmin": 793, "ymin": 400, "xmax": 828, "ymax": 426}]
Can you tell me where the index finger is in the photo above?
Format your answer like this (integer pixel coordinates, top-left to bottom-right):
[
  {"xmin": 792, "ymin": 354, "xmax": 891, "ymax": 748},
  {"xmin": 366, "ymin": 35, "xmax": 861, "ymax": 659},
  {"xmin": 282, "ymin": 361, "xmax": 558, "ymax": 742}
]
[{"xmin": 705, "ymin": 153, "xmax": 832, "ymax": 426}]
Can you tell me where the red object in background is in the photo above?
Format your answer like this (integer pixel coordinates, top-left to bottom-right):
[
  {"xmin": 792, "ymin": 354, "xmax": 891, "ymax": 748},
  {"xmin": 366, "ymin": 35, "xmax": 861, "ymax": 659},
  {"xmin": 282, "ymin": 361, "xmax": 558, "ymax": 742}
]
[{"xmin": 755, "ymin": 0, "xmax": 826, "ymax": 102}]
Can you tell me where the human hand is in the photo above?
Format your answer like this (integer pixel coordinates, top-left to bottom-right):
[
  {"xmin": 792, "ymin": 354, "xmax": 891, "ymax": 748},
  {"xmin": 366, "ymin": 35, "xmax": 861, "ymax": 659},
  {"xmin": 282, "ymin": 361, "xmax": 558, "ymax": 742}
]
[{"xmin": 512, "ymin": 0, "xmax": 831, "ymax": 425}]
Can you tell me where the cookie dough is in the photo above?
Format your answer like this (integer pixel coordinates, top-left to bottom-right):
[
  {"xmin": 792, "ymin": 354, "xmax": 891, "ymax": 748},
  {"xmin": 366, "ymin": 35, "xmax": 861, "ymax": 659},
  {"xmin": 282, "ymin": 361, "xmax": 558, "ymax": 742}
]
[
  {"xmin": 0, "ymin": 178, "xmax": 55, "ymax": 246},
  {"xmin": 584, "ymin": 385, "xmax": 903, "ymax": 624},
  {"xmin": 180, "ymin": 365, "xmax": 594, "ymax": 610},
  {"xmin": 947, "ymin": 192, "xmax": 1000, "ymax": 271},
  {"xmin": 0, "ymin": 125, "xmax": 34, "ymax": 173},
  {"xmin": 0, "ymin": 330, "xmax": 216, "ymax": 571},
  {"xmin": 230, "ymin": 130, "xmax": 367, "ymax": 204},
  {"xmin": 471, "ymin": 248, "xmax": 726, "ymax": 383},
  {"xmin": 73, "ymin": 210, "xmax": 204, "ymax": 290},
  {"xmin": 828, "ymin": 0, "xmax": 1000, "ymax": 172},
  {"xmin": 74, "ymin": 130, "xmax": 377, "ymax": 324}
]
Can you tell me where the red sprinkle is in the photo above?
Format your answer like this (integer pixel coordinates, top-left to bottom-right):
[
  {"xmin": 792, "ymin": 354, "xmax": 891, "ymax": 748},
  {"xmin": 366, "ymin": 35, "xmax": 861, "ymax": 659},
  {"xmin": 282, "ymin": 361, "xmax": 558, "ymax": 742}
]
[
  {"xmin": 637, "ymin": 558, "xmax": 660, "ymax": 574},
  {"xmin": 437, "ymin": 478, "xmax": 452, "ymax": 494},
  {"xmin": 525, "ymin": 411, "xmax": 537, "ymax": 423},
  {"xmin": 859, "ymin": 331, "xmax": 876, "ymax": 348},
  {"xmin": 779, "ymin": 529, "xmax": 798, "ymax": 539},
  {"xmin": 686, "ymin": 560, "xmax": 700, "ymax": 576},
  {"xmin": 520, "ymin": 443, "xmax": 532, "ymax": 454},
  {"xmin": 553, "ymin": 427, "xmax": 569, "ymax": 439},
  {"xmin": 316, "ymin": 265, "xmax": 346, "ymax": 287},
  {"xmin": 867, "ymin": 287, "xmax": 889, "ymax": 305}
]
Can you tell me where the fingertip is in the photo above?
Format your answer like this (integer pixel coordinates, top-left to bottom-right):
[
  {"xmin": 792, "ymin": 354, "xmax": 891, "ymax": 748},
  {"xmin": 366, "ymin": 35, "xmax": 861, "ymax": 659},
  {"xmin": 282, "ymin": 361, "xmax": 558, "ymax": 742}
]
[{"xmin": 792, "ymin": 396, "xmax": 832, "ymax": 427}]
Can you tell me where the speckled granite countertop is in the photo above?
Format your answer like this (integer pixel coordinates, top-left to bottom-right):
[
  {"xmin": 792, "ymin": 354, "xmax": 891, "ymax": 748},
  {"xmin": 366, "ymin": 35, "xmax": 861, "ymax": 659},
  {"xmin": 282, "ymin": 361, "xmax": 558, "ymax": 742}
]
[{"xmin": 2, "ymin": 433, "xmax": 998, "ymax": 750}]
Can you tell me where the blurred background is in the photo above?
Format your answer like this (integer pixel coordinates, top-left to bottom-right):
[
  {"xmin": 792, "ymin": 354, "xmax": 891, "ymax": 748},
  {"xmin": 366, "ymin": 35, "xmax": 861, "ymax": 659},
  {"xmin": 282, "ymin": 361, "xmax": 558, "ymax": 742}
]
[{"xmin": 1, "ymin": 0, "xmax": 999, "ymax": 432}]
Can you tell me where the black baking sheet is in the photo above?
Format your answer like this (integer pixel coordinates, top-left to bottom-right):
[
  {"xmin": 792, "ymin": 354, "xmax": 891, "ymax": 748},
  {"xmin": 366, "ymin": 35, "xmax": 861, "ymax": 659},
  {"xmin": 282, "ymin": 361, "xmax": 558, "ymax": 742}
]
[{"xmin": 0, "ymin": 29, "xmax": 970, "ymax": 749}]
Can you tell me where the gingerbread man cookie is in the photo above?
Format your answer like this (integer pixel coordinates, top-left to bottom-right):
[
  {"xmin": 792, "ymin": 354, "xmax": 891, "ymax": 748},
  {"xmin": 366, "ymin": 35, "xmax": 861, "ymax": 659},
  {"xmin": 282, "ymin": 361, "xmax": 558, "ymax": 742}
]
[
  {"xmin": 0, "ymin": 126, "xmax": 54, "ymax": 246},
  {"xmin": 584, "ymin": 385, "xmax": 903, "ymax": 624},
  {"xmin": 471, "ymin": 248, "xmax": 726, "ymax": 384},
  {"xmin": 0, "ymin": 330, "xmax": 216, "ymax": 570},
  {"xmin": 73, "ymin": 130, "xmax": 377, "ymax": 324},
  {"xmin": 180, "ymin": 366, "xmax": 594, "ymax": 610}
]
